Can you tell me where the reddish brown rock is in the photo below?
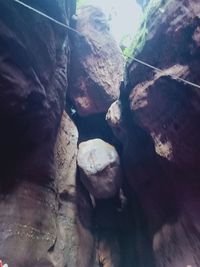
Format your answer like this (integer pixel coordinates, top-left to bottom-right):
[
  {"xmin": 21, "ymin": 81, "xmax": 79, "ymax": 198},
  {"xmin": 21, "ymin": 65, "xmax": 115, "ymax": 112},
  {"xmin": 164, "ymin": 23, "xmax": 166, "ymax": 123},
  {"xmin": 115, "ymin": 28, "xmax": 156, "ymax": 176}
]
[
  {"xmin": 125, "ymin": 0, "xmax": 200, "ymax": 266},
  {"xmin": 106, "ymin": 100, "xmax": 128, "ymax": 142},
  {"xmin": 127, "ymin": 0, "xmax": 200, "ymax": 171},
  {"xmin": 1, "ymin": 0, "xmax": 200, "ymax": 266},
  {"xmin": 106, "ymin": 101, "xmax": 122, "ymax": 135},
  {"xmin": 69, "ymin": 5, "xmax": 124, "ymax": 116},
  {"xmin": 52, "ymin": 111, "xmax": 96, "ymax": 267},
  {"xmin": 129, "ymin": 65, "xmax": 200, "ymax": 170},
  {"xmin": 0, "ymin": 0, "xmax": 72, "ymax": 157},
  {"xmin": 51, "ymin": 111, "xmax": 79, "ymax": 267},
  {"xmin": 0, "ymin": 1, "xmax": 76, "ymax": 266}
]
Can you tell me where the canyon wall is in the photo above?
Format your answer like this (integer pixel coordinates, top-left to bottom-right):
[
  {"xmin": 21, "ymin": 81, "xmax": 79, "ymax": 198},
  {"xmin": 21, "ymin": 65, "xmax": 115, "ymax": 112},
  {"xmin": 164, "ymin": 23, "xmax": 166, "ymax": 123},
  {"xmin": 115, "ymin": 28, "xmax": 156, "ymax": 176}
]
[
  {"xmin": 0, "ymin": 0, "xmax": 76, "ymax": 266},
  {"xmin": 0, "ymin": 0, "xmax": 200, "ymax": 267},
  {"xmin": 124, "ymin": 0, "xmax": 200, "ymax": 266}
]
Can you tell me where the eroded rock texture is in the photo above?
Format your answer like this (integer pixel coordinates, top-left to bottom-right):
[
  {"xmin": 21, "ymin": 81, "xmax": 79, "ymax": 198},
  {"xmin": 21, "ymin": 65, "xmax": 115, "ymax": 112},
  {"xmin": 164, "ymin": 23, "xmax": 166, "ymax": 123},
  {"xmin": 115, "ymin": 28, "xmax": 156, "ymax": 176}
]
[
  {"xmin": 52, "ymin": 111, "xmax": 97, "ymax": 267},
  {"xmin": 123, "ymin": 0, "xmax": 200, "ymax": 266},
  {"xmin": 0, "ymin": 0, "xmax": 76, "ymax": 266},
  {"xmin": 51, "ymin": 111, "xmax": 79, "ymax": 267},
  {"xmin": 68, "ymin": 5, "xmax": 124, "ymax": 116},
  {"xmin": 1, "ymin": 0, "xmax": 200, "ymax": 266}
]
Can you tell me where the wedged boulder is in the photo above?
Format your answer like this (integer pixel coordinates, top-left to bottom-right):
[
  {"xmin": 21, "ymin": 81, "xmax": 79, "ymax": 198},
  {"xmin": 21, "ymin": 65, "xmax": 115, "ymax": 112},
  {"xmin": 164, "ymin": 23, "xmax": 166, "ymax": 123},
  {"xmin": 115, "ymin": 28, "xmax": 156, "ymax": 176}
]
[
  {"xmin": 77, "ymin": 139, "xmax": 122, "ymax": 199},
  {"xmin": 106, "ymin": 101, "xmax": 122, "ymax": 130},
  {"xmin": 106, "ymin": 100, "xmax": 127, "ymax": 141},
  {"xmin": 69, "ymin": 5, "xmax": 124, "ymax": 116}
]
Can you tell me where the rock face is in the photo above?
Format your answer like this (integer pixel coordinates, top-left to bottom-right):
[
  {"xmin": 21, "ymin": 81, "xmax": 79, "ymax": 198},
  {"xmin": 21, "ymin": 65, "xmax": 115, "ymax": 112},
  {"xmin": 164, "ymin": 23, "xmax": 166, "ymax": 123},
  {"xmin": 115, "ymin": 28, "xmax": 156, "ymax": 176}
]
[
  {"xmin": 0, "ymin": 180, "xmax": 57, "ymax": 267},
  {"xmin": 52, "ymin": 111, "xmax": 96, "ymax": 267},
  {"xmin": 127, "ymin": 0, "xmax": 200, "ymax": 171},
  {"xmin": 124, "ymin": 0, "xmax": 200, "ymax": 266},
  {"xmin": 68, "ymin": 5, "xmax": 124, "ymax": 116},
  {"xmin": 77, "ymin": 139, "xmax": 122, "ymax": 199},
  {"xmin": 0, "ymin": 1, "xmax": 125, "ymax": 266},
  {"xmin": 129, "ymin": 66, "xmax": 200, "ymax": 169},
  {"xmin": 0, "ymin": 0, "xmax": 76, "ymax": 266},
  {"xmin": 51, "ymin": 111, "xmax": 79, "ymax": 267},
  {"xmin": 106, "ymin": 101, "xmax": 122, "ymax": 131},
  {"xmin": 1, "ymin": 0, "xmax": 200, "ymax": 266},
  {"xmin": 0, "ymin": 0, "xmax": 71, "ymax": 160}
]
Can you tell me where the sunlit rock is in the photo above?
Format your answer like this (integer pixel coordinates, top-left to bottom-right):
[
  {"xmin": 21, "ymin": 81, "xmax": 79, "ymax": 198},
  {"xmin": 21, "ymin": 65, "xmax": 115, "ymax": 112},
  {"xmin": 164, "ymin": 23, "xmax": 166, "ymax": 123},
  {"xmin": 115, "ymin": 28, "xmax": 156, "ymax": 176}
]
[
  {"xmin": 51, "ymin": 111, "xmax": 79, "ymax": 267},
  {"xmin": 77, "ymin": 139, "xmax": 122, "ymax": 199},
  {"xmin": 106, "ymin": 100, "xmax": 122, "ymax": 128},
  {"xmin": 106, "ymin": 100, "xmax": 126, "ymax": 141},
  {"xmin": 69, "ymin": 5, "xmax": 124, "ymax": 116},
  {"xmin": 52, "ymin": 111, "xmax": 96, "ymax": 267}
]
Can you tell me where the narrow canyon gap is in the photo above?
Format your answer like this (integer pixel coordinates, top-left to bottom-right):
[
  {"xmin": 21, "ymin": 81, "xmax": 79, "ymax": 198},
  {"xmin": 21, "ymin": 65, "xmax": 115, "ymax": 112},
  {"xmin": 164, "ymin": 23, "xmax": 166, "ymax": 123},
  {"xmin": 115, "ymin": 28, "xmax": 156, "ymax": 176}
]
[{"xmin": 0, "ymin": 0, "xmax": 200, "ymax": 267}]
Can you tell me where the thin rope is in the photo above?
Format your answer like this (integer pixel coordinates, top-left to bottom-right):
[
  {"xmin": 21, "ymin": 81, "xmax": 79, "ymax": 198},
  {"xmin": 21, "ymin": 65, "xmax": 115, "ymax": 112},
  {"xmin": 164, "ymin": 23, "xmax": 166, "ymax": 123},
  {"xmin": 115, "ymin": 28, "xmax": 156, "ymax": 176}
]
[
  {"xmin": 129, "ymin": 56, "xmax": 200, "ymax": 89},
  {"xmin": 13, "ymin": 0, "xmax": 82, "ymax": 36},
  {"xmin": 11, "ymin": 0, "xmax": 200, "ymax": 90}
]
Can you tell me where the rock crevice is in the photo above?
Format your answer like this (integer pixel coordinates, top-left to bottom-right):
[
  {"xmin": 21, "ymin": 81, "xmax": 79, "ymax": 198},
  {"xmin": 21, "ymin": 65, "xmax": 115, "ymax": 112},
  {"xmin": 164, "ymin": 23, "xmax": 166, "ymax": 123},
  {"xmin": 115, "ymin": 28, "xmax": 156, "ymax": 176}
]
[{"xmin": 1, "ymin": 1, "xmax": 200, "ymax": 267}]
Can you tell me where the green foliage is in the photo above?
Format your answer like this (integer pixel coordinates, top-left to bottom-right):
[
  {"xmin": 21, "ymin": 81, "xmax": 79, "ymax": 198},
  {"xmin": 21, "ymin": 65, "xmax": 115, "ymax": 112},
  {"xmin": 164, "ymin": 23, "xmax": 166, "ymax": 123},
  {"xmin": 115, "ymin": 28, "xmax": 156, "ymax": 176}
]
[
  {"xmin": 122, "ymin": 0, "xmax": 170, "ymax": 61},
  {"xmin": 122, "ymin": 21, "xmax": 148, "ymax": 61}
]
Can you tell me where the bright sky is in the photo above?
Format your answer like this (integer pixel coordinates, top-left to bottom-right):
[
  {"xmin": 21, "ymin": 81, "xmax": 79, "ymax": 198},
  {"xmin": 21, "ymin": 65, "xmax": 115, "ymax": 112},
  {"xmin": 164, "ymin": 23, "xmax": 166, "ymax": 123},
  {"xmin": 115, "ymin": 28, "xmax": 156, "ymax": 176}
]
[{"xmin": 79, "ymin": 0, "xmax": 143, "ymax": 46}]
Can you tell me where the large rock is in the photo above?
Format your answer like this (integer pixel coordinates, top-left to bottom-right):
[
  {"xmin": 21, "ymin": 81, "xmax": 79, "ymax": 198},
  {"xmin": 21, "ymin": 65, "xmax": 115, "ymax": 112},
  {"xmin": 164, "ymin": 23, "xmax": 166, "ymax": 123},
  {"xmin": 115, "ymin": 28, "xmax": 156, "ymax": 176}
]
[
  {"xmin": 106, "ymin": 101, "xmax": 122, "ymax": 131},
  {"xmin": 51, "ymin": 111, "xmax": 96, "ymax": 267},
  {"xmin": 127, "ymin": 0, "xmax": 200, "ymax": 171},
  {"xmin": 130, "ymin": 66, "xmax": 200, "ymax": 171},
  {"xmin": 0, "ymin": 1, "xmax": 75, "ymax": 266},
  {"xmin": 106, "ymin": 100, "xmax": 127, "ymax": 141},
  {"xmin": 77, "ymin": 139, "xmax": 122, "ymax": 199},
  {"xmin": 51, "ymin": 111, "xmax": 79, "ymax": 267},
  {"xmin": 124, "ymin": 0, "xmax": 200, "ymax": 266},
  {"xmin": 0, "ymin": 180, "xmax": 57, "ymax": 267},
  {"xmin": 0, "ymin": 0, "xmax": 73, "ymax": 158},
  {"xmin": 68, "ymin": 5, "xmax": 124, "ymax": 116}
]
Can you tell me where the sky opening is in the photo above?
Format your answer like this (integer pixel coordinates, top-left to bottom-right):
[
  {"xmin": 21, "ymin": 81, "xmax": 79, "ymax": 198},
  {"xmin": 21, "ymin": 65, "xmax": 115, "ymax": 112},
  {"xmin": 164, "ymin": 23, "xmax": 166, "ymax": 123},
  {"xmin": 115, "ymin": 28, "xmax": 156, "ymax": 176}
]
[{"xmin": 78, "ymin": 0, "xmax": 143, "ymax": 47}]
